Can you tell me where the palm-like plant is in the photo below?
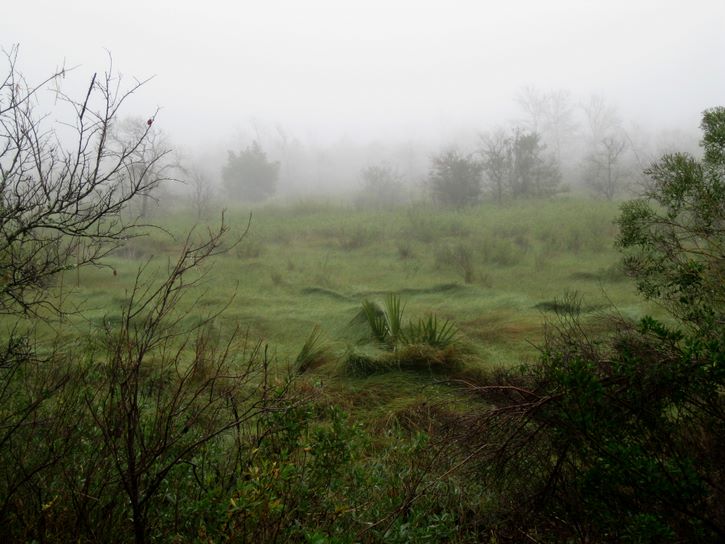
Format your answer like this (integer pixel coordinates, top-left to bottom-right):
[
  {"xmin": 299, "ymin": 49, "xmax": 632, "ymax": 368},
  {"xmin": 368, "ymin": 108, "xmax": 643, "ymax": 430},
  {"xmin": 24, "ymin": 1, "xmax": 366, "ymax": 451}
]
[
  {"xmin": 360, "ymin": 294, "xmax": 406, "ymax": 348},
  {"xmin": 358, "ymin": 294, "xmax": 458, "ymax": 350},
  {"xmin": 407, "ymin": 314, "xmax": 458, "ymax": 348}
]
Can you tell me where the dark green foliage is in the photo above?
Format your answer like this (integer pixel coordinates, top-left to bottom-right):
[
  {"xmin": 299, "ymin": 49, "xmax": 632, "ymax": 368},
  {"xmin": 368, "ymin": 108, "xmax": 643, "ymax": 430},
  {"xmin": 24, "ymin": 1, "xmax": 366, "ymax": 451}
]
[
  {"xmin": 617, "ymin": 107, "xmax": 725, "ymax": 335},
  {"xmin": 222, "ymin": 141, "xmax": 280, "ymax": 202},
  {"xmin": 461, "ymin": 108, "xmax": 725, "ymax": 542},
  {"xmin": 429, "ymin": 150, "xmax": 484, "ymax": 208},
  {"xmin": 470, "ymin": 315, "xmax": 725, "ymax": 541}
]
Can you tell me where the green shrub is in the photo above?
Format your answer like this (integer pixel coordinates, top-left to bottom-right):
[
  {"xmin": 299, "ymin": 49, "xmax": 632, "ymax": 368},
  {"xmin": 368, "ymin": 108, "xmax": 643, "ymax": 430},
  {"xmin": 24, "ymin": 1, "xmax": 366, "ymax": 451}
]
[{"xmin": 457, "ymin": 108, "xmax": 725, "ymax": 542}]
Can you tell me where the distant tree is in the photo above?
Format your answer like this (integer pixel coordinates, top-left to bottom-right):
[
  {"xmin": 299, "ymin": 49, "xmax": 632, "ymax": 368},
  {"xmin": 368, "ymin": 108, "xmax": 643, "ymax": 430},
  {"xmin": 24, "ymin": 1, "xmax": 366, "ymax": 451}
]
[
  {"xmin": 429, "ymin": 150, "xmax": 484, "ymax": 208},
  {"xmin": 581, "ymin": 96, "xmax": 631, "ymax": 200},
  {"xmin": 479, "ymin": 129, "xmax": 562, "ymax": 200},
  {"xmin": 111, "ymin": 117, "xmax": 176, "ymax": 218},
  {"xmin": 186, "ymin": 165, "xmax": 214, "ymax": 219},
  {"xmin": 581, "ymin": 94, "xmax": 621, "ymax": 143},
  {"xmin": 510, "ymin": 130, "xmax": 562, "ymax": 197},
  {"xmin": 585, "ymin": 135, "xmax": 628, "ymax": 200},
  {"xmin": 516, "ymin": 86, "xmax": 578, "ymax": 164},
  {"xmin": 479, "ymin": 129, "xmax": 512, "ymax": 204},
  {"xmin": 222, "ymin": 141, "xmax": 279, "ymax": 202},
  {"xmin": 355, "ymin": 163, "xmax": 406, "ymax": 209}
]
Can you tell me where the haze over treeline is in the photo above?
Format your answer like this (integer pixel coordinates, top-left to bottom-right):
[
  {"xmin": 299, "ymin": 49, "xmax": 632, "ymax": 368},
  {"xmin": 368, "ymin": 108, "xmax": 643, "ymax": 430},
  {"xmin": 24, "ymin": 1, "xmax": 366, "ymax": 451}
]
[{"xmin": 2, "ymin": 0, "xmax": 724, "ymax": 201}]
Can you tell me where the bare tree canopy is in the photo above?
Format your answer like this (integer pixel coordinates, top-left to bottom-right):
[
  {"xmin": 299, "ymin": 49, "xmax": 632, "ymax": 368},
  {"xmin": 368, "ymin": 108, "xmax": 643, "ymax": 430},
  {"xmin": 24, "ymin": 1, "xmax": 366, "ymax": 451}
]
[{"xmin": 0, "ymin": 47, "xmax": 170, "ymax": 315}]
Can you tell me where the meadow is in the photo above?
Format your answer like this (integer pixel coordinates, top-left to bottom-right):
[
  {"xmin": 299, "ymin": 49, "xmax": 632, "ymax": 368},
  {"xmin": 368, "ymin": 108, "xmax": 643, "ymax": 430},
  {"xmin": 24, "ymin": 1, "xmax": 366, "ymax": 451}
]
[
  {"xmin": 3, "ymin": 193, "xmax": 719, "ymax": 543},
  {"xmin": 68, "ymin": 197, "xmax": 649, "ymax": 418}
]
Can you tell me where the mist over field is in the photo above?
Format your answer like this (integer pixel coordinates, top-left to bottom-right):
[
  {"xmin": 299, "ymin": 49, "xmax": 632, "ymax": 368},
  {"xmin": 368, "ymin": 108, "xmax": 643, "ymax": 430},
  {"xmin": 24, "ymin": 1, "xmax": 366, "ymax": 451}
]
[
  {"xmin": 3, "ymin": 0, "xmax": 724, "ymax": 198},
  {"xmin": 1, "ymin": 2, "xmax": 724, "ymax": 542}
]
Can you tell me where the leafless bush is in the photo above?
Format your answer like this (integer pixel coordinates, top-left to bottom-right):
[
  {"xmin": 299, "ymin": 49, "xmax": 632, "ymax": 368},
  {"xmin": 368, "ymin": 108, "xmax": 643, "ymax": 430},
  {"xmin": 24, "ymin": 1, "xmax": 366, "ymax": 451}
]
[{"xmin": 0, "ymin": 46, "xmax": 171, "ymax": 316}]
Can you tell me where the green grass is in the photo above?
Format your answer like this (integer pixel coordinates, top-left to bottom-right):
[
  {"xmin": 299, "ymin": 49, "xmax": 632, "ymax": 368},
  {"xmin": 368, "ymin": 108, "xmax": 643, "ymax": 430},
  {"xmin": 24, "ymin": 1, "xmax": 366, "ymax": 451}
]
[
  {"xmin": 33, "ymin": 197, "xmax": 658, "ymax": 422},
  {"xmin": 0, "ymin": 196, "xmax": 674, "ymax": 542}
]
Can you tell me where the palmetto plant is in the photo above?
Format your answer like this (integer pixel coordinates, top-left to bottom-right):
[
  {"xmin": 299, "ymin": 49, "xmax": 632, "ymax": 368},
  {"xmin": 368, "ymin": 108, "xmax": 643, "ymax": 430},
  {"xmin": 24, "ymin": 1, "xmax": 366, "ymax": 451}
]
[
  {"xmin": 407, "ymin": 314, "xmax": 458, "ymax": 348},
  {"xmin": 360, "ymin": 294, "xmax": 407, "ymax": 348},
  {"xmin": 294, "ymin": 325, "xmax": 332, "ymax": 373},
  {"xmin": 358, "ymin": 294, "xmax": 458, "ymax": 350}
]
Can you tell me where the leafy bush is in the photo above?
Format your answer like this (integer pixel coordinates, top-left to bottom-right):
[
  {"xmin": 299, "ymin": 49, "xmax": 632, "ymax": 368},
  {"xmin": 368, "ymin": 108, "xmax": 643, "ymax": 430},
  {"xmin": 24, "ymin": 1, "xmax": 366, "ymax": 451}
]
[
  {"xmin": 457, "ymin": 108, "xmax": 725, "ymax": 542},
  {"xmin": 358, "ymin": 294, "xmax": 407, "ymax": 348},
  {"xmin": 407, "ymin": 314, "xmax": 458, "ymax": 348},
  {"xmin": 617, "ymin": 107, "xmax": 725, "ymax": 335}
]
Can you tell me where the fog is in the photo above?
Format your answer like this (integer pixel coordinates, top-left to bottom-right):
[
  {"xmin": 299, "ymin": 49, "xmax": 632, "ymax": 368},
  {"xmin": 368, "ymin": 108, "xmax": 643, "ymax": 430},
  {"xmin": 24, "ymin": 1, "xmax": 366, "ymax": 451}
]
[{"xmin": 3, "ymin": 0, "xmax": 724, "ymax": 198}]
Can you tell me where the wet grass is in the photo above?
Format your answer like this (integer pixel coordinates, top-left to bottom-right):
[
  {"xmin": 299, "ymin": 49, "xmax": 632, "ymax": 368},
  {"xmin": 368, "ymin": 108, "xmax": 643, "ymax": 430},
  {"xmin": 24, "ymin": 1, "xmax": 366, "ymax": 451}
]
[{"xmin": 38, "ymin": 197, "xmax": 657, "ymax": 422}]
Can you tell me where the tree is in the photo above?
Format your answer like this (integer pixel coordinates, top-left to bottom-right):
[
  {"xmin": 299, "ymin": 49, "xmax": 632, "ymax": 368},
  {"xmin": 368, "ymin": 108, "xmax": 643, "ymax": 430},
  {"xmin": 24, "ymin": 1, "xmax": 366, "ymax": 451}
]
[
  {"xmin": 0, "ymin": 47, "xmax": 167, "ymax": 316},
  {"xmin": 516, "ymin": 86, "xmax": 578, "ymax": 165},
  {"xmin": 110, "ymin": 117, "xmax": 177, "ymax": 218},
  {"xmin": 186, "ymin": 165, "xmax": 214, "ymax": 219},
  {"xmin": 617, "ymin": 106, "xmax": 725, "ymax": 335},
  {"xmin": 429, "ymin": 150, "xmax": 484, "ymax": 208},
  {"xmin": 478, "ymin": 129, "xmax": 512, "ymax": 204},
  {"xmin": 582, "ymin": 96, "xmax": 631, "ymax": 200},
  {"xmin": 355, "ymin": 163, "xmax": 406, "ymax": 209},
  {"xmin": 581, "ymin": 94, "xmax": 621, "ymax": 143},
  {"xmin": 585, "ymin": 135, "xmax": 628, "ymax": 200},
  {"xmin": 510, "ymin": 130, "xmax": 562, "ymax": 197},
  {"xmin": 222, "ymin": 141, "xmax": 279, "ymax": 202},
  {"xmin": 479, "ymin": 128, "xmax": 562, "ymax": 200}
]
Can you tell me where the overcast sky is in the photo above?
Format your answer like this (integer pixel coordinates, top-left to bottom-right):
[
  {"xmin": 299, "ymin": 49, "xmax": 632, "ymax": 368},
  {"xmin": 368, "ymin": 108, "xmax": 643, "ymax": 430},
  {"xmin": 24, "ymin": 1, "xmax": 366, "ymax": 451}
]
[{"xmin": 2, "ymin": 0, "xmax": 724, "ymax": 148}]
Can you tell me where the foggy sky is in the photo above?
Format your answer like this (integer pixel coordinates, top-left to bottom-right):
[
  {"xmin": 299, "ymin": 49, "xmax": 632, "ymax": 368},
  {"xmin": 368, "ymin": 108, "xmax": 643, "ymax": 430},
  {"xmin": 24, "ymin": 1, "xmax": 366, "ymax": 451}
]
[{"xmin": 2, "ymin": 0, "xmax": 724, "ymax": 149}]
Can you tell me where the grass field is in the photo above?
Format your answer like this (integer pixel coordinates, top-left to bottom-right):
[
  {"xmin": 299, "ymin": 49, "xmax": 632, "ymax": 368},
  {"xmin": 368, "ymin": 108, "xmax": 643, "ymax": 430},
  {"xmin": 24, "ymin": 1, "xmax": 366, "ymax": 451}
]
[
  {"xmin": 5, "ymin": 194, "xmax": 716, "ymax": 542},
  {"xmin": 50, "ymin": 196, "xmax": 655, "ymax": 420}
]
